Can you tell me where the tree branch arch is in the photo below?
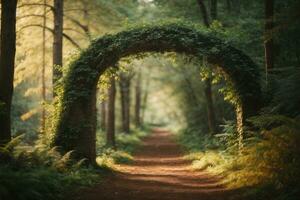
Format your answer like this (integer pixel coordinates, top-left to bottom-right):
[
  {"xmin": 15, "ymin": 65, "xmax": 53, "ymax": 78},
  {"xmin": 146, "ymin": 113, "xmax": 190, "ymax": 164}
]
[{"xmin": 52, "ymin": 23, "xmax": 262, "ymax": 163}]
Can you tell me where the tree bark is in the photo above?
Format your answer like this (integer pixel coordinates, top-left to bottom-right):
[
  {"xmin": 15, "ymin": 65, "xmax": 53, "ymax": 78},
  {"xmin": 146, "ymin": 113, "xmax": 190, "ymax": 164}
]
[
  {"xmin": 41, "ymin": 0, "xmax": 47, "ymax": 132},
  {"xmin": 264, "ymin": 0, "xmax": 274, "ymax": 82},
  {"xmin": 135, "ymin": 70, "xmax": 142, "ymax": 128},
  {"xmin": 226, "ymin": 0, "xmax": 232, "ymax": 13},
  {"xmin": 196, "ymin": 0, "xmax": 210, "ymax": 27},
  {"xmin": 119, "ymin": 73, "xmax": 131, "ymax": 133},
  {"xmin": 234, "ymin": 0, "xmax": 241, "ymax": 15},
  {"xmin": 100, "ymin": 100, "xmax": 106, "ymax": 131},
  {"xmin": 106, "ymin": 77, "xmax": 116, "ymax": 148},
  {"xmin": 141, "ymin": 70, "xmax": 151, "ymax": 124},
  {"xmin": 196, "ymin": 0, "xmax": 218, "ymax": 134},
  {"xmin": 210, "ymin": 0, "xmax": 218, "ymax": 20},
  {"xmin": 204, "ymin": 78, "xmax": 217, "ymax": 134},
  {"xmin": 0, "ymin": 0, "xmax": 18, "ymax": 145},
  {"xmin": 53, "ymin": 0, "xmax": 64, "ymax": 96}
]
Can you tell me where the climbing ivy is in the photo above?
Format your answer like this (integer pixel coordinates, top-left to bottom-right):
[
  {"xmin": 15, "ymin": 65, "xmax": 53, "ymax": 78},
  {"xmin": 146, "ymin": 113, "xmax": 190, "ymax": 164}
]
[{"xmin": 51, "ymin": 22, "xmax": 261, "ymax": 162}]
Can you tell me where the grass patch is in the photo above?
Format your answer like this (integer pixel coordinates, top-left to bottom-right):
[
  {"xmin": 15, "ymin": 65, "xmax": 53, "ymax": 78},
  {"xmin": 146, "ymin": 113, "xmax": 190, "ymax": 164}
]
[
  {"xmin": 177, "ymin": 117, "xmax": 300, "ymax": 200},
  {"xmin": 96, "ymin": 126, "xmax": 151, "ymax": 167}
]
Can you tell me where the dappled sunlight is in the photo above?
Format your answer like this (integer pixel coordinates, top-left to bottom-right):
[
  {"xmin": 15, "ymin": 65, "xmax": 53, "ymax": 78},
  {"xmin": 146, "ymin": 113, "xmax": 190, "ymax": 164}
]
[
  {"xmin": 73, "ymin": 129, "xmax": 233, "ymax": 200},
  {"xmin": 1, "ymin": 0, "xmax": 299, "ymax": 199}
]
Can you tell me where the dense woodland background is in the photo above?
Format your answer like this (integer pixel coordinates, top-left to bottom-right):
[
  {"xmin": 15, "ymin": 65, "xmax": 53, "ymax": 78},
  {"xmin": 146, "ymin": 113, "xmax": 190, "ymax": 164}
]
[{"xmin": 0, "ymin": 0, "xmax": 300, "ymax": 200}]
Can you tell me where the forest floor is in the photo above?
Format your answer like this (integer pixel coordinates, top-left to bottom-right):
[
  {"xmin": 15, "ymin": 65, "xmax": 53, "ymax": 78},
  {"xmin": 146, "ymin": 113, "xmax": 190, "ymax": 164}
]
[{"xmin": 68, "ymin": 129, "xmax": 236, "ymax": 200}]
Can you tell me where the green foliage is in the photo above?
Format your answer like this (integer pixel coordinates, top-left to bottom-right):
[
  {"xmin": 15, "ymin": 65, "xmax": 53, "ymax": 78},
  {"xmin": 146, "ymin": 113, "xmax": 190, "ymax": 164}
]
[
  {"xmin": 0, "ymin": 138, "xmax": 101, "ymax": 200},
  {"xmin": 268, "ymin": 67, "xmax": 300, "ymax": 117},
  {"xmin": 96, "ymin": 127, "xmax": 150, "ymax": 167},
  {"xmin": 52, "ymin": 22, "xmax": 261, "ymax": 157},
  {"xmin": 0, "ymin": 165, "xmax": 100, "ymax": 200},
  {"xmin": 178, "ymin": 115, "xmax": 300, "ymax": 200}
]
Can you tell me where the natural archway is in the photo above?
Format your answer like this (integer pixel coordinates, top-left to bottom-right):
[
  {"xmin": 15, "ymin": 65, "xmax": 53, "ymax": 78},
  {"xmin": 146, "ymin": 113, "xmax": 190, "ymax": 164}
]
[{"xmin": 52, "ymin": 23, "xmax": 261, "ymax": 163}]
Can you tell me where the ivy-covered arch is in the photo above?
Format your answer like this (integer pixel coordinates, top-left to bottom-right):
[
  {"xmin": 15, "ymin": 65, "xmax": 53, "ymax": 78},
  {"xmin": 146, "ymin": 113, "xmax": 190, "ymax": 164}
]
[{"xmin": 52, "ymin": 24, "xmax": 261, "ymax": 163}]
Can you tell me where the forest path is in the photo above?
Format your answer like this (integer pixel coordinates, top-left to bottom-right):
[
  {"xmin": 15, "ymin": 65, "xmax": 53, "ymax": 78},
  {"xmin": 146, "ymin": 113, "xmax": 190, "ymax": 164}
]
[{"xmin": 71, "ymin": 129, "xmax": 234, "ymax": 200}]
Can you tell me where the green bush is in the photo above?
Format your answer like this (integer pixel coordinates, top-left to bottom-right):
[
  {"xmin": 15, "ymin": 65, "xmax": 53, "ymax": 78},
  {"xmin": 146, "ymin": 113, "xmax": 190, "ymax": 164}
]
[
  {"xmin": 96, "ymin": 127, "xmax": 150, "ymax": 166},
  {"xmin": 0, "ymin": 137, "xmax": 101, "ymax": 200},
  {"xmin": 177, "ymin": 115, "xmax": 300, "ymax": 200}
]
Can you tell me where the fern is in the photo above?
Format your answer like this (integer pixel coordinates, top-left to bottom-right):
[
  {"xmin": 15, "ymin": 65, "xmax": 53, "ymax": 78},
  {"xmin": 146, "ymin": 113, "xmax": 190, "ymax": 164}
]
[{"xmin": 52, "ymin": 151, "xmax": 74, "ymax": 172}]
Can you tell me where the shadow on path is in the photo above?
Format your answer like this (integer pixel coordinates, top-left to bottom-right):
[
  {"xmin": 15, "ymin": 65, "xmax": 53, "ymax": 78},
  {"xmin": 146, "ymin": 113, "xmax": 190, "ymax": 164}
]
[{"xmin": 69, "ymin": 129, "xmax": 238, "ymax": 200}]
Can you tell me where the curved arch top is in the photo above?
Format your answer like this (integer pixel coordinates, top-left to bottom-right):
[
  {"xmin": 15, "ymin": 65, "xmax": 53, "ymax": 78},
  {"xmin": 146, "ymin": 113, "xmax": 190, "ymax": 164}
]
[{"xmin": 52, "ymin": 23, "xmax": 261, "ymax": 162}]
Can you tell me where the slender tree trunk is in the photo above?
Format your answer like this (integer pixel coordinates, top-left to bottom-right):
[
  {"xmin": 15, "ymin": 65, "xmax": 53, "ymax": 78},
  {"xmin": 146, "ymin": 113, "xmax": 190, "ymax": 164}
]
[
  {"xmin": 226, "ymin": 0, "xmax": 232, "ymax": 13},
  {"xmin": 82, "ymin": 0, "xmax": 92, "ymax": 41},
  {"xmin": 264, "ymin": 0, "xmax": 274, "ymax": 82},
  {"xmin": 53, "ymin": 0, "xmax": 64, "ymax": 96},
  {"xmin": 0, "ymin": 0, "xmax": 18, "ymax": 145},
  {"xmin": 234, "ymin": 0, "xmax": 241, "ymax": 15},
  {"xmin": 141, "ymin": 91, "xmax": 148, "ymax": 124},
  {"xmin": 196, "ymin": 0, "xmax": 218, "ymax": 134},
  {"xmin": 119, "ymin": 73, "xmax": 131, "ymax": 133},
  {"xmin": 210, "ymin": 0, "xmax": 218, "ymax": 20},
  {"xmin": 106, "ymin": 77, "xmax": 116, "ymax": 148},
  {"xmin": 41, "ymin": 0, "xmax": 47, "ymax": 132},
  {"xmin": 141, "ymin": 70, "xmax": 151, "ymax": 124},
  {"xmin": 100, "ymin": 100, "xmax": 106, "ymax": 131},
  {"xmin": 196, "ymin": 0, "xmax": 210, "ymax": 27},
  {"xmin": 204, "ymin": 78, "xmax": 217, "ymax": 134},
  {"xmin": 135, "ymin": 70, "xmax": 142, "ymax": 128}
]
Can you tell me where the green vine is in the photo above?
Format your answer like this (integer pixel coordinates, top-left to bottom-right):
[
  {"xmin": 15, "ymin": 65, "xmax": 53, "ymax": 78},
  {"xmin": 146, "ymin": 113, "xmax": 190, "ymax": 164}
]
[{"xmin": 51, "ymin": 22, "xmax": 261, "ymax": 161}]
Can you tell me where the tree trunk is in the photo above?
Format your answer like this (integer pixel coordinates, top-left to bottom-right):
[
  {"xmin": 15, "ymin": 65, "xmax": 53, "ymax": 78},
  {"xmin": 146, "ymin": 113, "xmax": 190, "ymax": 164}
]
[
  {"xmin": 82, "ymin": 0, "xmax": 92, "ymax": 41},
  {"xmin": 119, "ymin": 73, "xmax": 131, "ymax": 134},
  {"xmin": 234, "ymin": 0, "xmax": 241, "ymax": 15},
  {"xmin": 196, "ymin": 0, "xmax": 218, "ymax": 134},
  {"xmin": 0, "ymin": 0, "xmax": 18, "ymax": 145},
  {"xmin": 41, "ymin": 0, "xmax": 47, "ymax": 132},
  {"xmin": 264, "ymin": 0, "xmax": 274, "ymax": 82},
  {"xmin": 210, "ymin": 0, "xmax": 218, "ymax": 20},
  {"xmin": 106, "ymin": 77, "xmax": 116, "ymax": 148},
  {"xmin": 141, "ymin": 70, "xmax": 151, "ymax": 124},
  {"xmin": 226, "ymin": 0, "xmax": 232, "ymax": 13},
  {"xmin": 135, "ymin": 70, "xmax": 142, "ymax": 128},
  {"xmin": 53, "ymin": 0, "xmax": 64, "ymax": 96},
  {"xmin": 100, "ymin": 100, "xmax": 106, "ymax": 131},
  {"xmin": 196, "ymin": 0, "xmax": 210, "ymax": 27},
  {"xmin": 141, "ymin": 91, "xmax": 148, "ymax": 124},
  {"xmin": 204, "ymin": 78, "xmax": 217, "ymax": 134}
]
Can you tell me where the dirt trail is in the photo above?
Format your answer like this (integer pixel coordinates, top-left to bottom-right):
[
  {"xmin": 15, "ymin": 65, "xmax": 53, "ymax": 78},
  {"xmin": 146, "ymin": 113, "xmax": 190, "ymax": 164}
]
[{"xmin": 72, "ymin": 129, "xmax": 234, "ymax": 200}]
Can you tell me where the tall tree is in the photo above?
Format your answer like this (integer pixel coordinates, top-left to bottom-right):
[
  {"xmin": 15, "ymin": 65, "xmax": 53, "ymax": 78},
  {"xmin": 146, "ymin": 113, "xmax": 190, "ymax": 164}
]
[
  {"xmin": 210, "ymin": 0, "xmax": 218, "ymax": 20},
  {"xmin": 0, "ymin": 0, "xmax": 18, "ymax": 144},
  {"xmin": 226, "ymin": 0, "xmax": 232, "ymax": 13},
  {"xmin": 196, "ymin": 0, "xmax": 210, "ymax": 27},
  {"xmin": 141, "ymin": 68, "xmax": 152, "ymax": 124},
  {"xmin": 196, "ymin": 0, "xmax": 218, "ymax": 134},
  {"xmin": 100, "ymin": 100, "xmax": 106, "ymax": 130},
  {"xmin": 53, "ymin": 0, "xmax": 64, "ymax": 96},
  {"xmin": 135, "ymin": 69, "xmax": 142, "ymax": 128},
  {"xmin": 106, "ymin": 77, "xmax": 116, "ymax": 148},
  {"xmin": 119, "ymin": 73, "xmax": 131, "ymax": 133},
  {"xmin": 264, "ymin": 0, "xmax": 274, "ymax": 82},
  {"xmin": 41, "ymin": 0, "xmax": 47, "ymax": 131}
]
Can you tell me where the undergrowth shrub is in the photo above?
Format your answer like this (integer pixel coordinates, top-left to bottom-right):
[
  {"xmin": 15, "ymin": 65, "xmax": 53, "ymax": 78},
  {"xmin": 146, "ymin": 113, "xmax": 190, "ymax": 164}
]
[
  {"xmin": 178, "ymin": 115, "xmax": 300, "ymax": 200},
  {"xmin": 0, "ymin": 136, "xmax": 100, "ymax": 200},
  {"xmin": 96, "ymin": 127, "xmax": 150, "ymax": 168}
]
